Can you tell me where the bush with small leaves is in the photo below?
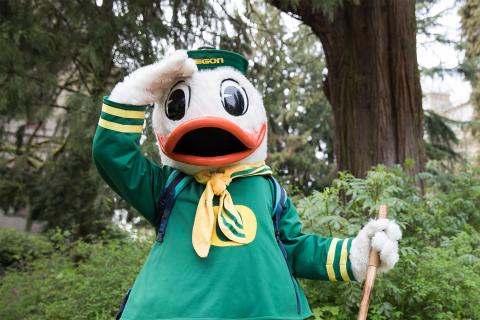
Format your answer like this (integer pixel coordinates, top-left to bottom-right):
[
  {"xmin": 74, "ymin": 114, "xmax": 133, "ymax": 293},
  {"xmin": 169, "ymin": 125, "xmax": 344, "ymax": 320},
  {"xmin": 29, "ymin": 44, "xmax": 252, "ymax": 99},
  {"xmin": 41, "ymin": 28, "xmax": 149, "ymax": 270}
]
[
  {"xmin": 0, "ymin": 166, "xmax": 478, "ymax": 319},
  {"xmin": 0, "ymin": 229, "xmax": 150, "ymax": 320}
]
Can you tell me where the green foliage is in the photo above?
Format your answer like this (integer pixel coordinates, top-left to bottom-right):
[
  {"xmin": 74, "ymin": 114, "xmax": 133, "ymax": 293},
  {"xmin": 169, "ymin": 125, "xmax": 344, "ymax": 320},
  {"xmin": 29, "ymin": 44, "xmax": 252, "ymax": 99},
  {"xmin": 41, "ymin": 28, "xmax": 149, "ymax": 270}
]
[
  {"xmin": 0, "ymin": 228, "xmax": 150, "ymax": 320},
  {"xmin": 0, "ymin": 0, "xmax": 239, "ymax": 236},
  {"xmin": 274, "ymin": 0, "xmax": 346, "ymax": 20},
  {"xmin": 0, "ymin": 0, "xmax": 335, "ymax": 234},
  {"xmin": 29, "ymin": 95, "xmax": 113, "ymax": 236},
  {"xmin": 248, "ymin": 2, "xmax": 334, "ymax": 194},
  {"xmin": 0, "ymin": 158, "xmax": 32, "ymax": 212},
  {"xmin": 460, "ymin": 0, "xmax": 480, "ymax": 141},
  {"xmin": 1, "ymin": 167, "xmax": 479, "ymax": 319},
  {"xmin": 0, "ymin": 228, "xmax": 53, "ymax": 274},
  {"xmin": 297, "ymin": 166, "xmax": 480, "ymax": 319},
  {"xmin": 424, "ymin": 110, "xmax": 461, "ymax": 163},
  {"xmin": 1, "ymin": 0, "xmax": 470, "ymax": 238}
]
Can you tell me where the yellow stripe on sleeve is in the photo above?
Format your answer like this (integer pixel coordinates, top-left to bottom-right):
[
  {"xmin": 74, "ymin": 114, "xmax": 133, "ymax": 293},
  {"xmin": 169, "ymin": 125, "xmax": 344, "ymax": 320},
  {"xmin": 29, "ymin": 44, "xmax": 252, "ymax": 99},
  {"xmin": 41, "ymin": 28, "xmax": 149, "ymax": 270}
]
[
  {"xmin": 326, "ymin": 238, "xmax": 340, "ymax": 281},
  {"xmin": 339, "ymin": 239, "xmax": 351, "ymax": 281},
  {"xmin": 102, "ymin": 104, "xmax": 145, "ymax": 119},
  {"xmin": 98, "ymin": 118, "xmax": 144, "ymax": 133}
]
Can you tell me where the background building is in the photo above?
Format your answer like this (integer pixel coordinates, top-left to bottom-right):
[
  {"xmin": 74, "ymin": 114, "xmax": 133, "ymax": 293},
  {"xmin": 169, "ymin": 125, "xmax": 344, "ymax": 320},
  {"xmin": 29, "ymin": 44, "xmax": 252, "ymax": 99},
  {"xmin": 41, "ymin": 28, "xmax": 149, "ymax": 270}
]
[{"xmin": 423, "ymin": 92, "xmax": 479, "ymax": 163}]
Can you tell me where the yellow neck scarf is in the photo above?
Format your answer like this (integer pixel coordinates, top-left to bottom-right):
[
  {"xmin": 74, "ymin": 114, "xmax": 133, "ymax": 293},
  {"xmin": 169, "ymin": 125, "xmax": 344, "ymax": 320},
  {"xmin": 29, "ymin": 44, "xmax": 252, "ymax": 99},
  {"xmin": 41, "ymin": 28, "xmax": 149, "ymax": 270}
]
[{"xmin": 193, "ymin": 162, "xmax": 272, "ymax": 258}]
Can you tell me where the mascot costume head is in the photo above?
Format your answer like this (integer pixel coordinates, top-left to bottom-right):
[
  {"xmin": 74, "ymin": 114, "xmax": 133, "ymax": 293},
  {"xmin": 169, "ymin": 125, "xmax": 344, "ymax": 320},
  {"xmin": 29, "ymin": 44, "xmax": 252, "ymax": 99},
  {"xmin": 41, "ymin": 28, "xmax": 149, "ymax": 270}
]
[{"xmin": 152, "ymin": 49, "xmax": 267, "ymax": 175}]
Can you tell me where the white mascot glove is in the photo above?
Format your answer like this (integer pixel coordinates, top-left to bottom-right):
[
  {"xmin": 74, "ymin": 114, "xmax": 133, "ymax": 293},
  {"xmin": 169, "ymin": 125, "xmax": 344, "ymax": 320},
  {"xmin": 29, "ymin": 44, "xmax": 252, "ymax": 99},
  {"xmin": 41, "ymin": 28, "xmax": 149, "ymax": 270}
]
[
  {"xmin": 349, "ymin": 219, "xmax": 402, "ymax": 281},
  {"xmin": 109, "ymin": 50, "xmax": 197, "ymax": 105}
]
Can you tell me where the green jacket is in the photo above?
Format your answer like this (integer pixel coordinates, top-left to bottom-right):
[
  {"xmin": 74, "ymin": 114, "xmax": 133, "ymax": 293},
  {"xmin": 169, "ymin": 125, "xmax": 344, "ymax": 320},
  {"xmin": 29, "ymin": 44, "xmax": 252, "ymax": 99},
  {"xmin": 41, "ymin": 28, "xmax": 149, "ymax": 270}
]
[{"xmin": 92, "ymin": 97, "xmax": 356, "ymax": 320}]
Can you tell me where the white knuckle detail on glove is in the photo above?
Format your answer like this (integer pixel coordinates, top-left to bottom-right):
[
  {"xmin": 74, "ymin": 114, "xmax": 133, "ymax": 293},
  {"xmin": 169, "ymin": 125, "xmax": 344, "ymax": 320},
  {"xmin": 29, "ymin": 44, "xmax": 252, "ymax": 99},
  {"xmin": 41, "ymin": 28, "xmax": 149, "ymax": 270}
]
[
  {"xmin": 364, "ymin": 218, "xmax": 389, "ymax": 237},
  {"xmin": 349, "ymin": 218, "xmax": 402, "ymax": 281},
  {"xmin": 385, "ymin": 220, "xmax": 402, "ymax": 241},
  {"xmin": 109, "ymin": 50, "xmax": 198, "ymax": 105},
  {"xmin": 371, "ymin": 231, "xmax": 389, "ymax": 251}
]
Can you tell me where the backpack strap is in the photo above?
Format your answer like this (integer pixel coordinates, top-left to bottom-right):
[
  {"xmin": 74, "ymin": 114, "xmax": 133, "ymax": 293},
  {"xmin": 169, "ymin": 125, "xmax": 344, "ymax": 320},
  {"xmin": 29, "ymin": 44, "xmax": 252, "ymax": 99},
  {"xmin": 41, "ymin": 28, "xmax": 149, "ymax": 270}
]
[
  {"xmin": 155, "ymin": 169, "xmax": 193, "ymax": 243},
  {"xmin": 266, "ymin": 175, "xmax": 302, "ymax": 315},
  {"xmin": 115, "ymin": 288, "xmax": 131, "ymax": 320},
  {"xmin": 267, "ymin": 175, "xmax": 288, "ymax": 259}
]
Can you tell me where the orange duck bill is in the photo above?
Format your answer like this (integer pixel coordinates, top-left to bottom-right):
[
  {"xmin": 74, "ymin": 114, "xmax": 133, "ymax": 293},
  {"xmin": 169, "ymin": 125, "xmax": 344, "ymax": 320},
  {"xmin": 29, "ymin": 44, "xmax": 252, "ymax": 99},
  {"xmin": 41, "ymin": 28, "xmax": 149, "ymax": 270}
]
[{"xmin": 155, "ymin": 117, "xmax": 267, "ymax": 167}]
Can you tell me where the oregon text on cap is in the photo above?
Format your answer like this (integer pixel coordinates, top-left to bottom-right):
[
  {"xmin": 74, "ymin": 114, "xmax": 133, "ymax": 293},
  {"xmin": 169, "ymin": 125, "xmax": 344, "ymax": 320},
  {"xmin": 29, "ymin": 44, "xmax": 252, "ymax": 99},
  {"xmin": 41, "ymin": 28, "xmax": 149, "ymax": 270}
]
[{"xmin": 194, "ymin": 58, "xmax": 225, "ymax": 65}]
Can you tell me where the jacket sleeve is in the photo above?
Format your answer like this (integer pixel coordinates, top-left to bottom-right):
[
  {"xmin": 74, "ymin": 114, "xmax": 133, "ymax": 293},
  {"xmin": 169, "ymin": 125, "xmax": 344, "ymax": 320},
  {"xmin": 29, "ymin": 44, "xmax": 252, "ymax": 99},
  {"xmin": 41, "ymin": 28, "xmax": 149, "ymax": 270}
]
[
  {"xmin": 279, "ymin": 197, "xmax": 356, "ymax": 281},
  {"xmin": 92, "ymin": 97, "xmax": 172, "ymax": 226}
]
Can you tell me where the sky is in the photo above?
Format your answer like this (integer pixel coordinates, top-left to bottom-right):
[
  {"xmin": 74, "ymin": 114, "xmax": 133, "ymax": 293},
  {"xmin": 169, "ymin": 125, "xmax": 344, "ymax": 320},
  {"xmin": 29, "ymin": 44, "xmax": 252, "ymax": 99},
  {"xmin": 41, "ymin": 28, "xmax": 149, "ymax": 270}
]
[{"xmin": 416, "ymin": 0, "xmax": 472, "ymax": 105}]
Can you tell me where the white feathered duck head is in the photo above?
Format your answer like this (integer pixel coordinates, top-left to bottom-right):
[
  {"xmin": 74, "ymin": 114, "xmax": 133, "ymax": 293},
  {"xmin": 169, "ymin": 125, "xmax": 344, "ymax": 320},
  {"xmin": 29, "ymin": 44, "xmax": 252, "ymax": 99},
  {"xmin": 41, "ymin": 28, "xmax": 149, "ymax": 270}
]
[{"xmin": 152, "ymin": 48, "xmax": 267, "ymax": 175}]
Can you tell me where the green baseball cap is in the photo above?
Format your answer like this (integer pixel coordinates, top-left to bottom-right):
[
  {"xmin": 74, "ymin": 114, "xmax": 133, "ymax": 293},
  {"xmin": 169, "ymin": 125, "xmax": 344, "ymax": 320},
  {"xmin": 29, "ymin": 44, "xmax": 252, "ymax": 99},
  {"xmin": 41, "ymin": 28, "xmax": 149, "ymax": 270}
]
[{"xmin": 187, "ymin": 48, "xmax": 248, "ymax": 75}]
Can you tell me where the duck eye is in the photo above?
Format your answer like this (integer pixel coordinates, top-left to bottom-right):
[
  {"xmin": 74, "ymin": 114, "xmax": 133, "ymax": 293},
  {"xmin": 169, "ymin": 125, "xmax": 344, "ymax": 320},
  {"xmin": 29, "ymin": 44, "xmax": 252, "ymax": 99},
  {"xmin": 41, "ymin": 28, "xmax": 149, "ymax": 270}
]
[
  {"xmin": 165, "ymin": 81, "xmax": 190, "ymax": 120},
  {"xmin": 220, "ymin": 79, "xmax": 248, "ymax": 116}
]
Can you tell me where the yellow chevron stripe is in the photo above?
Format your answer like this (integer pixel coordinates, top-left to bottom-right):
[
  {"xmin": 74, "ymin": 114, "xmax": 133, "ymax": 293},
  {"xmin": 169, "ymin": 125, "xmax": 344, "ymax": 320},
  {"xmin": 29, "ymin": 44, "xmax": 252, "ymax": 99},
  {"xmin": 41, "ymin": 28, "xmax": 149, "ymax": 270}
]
[
  {"xmin": 326, "ymin": 238, "xmax": 339, "ymax": 281},
  {"xmin": 98, "ymin": 118, "xmax": 143, "ymax": 133},
  {"xmin": 250, "ymin": 166, "xmax": 272, "ymax": 175},
  {"xmin": 102, "ymin": 104, "xmax": 145, "ymax": 119},
  {"xmin": 219, "ymin": 212, "xmax": 244, "ymax": 235},
  {"xmin": 339, "ymin": 239, "xmax": 351, "ymax": 281}
]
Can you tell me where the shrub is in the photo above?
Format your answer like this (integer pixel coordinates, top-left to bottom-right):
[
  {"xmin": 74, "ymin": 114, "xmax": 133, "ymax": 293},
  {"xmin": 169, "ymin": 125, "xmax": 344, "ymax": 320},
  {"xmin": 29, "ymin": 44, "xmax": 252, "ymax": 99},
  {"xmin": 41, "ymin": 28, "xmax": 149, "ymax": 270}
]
[
  {"xmin": 297, "ymin": 166, "xmax": 480, "ymax": 319},
  {"xmin": 0, "ymin": 230, "xmax": 150, "ymax": 320},
  {"xmin": 0, "ymin": 166, "xmax": 478, "ymax": 319},
  {"xmin": 0, "ymin": 228, "xmax": 53, "ymax": 274}
]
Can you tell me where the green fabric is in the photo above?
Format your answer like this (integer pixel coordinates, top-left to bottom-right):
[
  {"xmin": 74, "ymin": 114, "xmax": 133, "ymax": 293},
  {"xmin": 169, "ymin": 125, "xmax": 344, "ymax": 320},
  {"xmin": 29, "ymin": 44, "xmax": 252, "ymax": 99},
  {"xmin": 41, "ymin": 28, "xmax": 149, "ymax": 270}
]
[
  {"xmin": 92, "ymin": 98, "xmax": 356, "ymax": 320},
  {"xmin": 187, "ymin": 48, "xmax": 248, "ymax": 74},
  {"xmin": 93, "ymin": 99, "xmax": 167, "ymax": 226},
  {"xmin": 102, "ymin": 96, "xmax": 147, "ymax": 111},
  {"xmin": 346, "ymin": 239, "xmax": 355, "ymax": 280},
  {"xmin": 277, "ymin": 200, "xmax": 354, "ymax": 282},
  {"xmin": 100, "ymin": 112, "xmax": 145, "ymax": 126},
  {"xmin": 220, "ymin": 212, "xmax": 246, "ymax": 238},
  {"xmin": 333, "ymin": 239, "xmax": 343, "ymax": 281}
]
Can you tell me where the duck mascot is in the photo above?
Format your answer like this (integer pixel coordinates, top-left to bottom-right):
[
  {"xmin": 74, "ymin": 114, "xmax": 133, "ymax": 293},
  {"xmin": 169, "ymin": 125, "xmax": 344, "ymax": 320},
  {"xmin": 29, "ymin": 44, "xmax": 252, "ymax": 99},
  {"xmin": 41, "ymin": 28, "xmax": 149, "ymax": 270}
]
[{"xmin": 92, "ymin": 48, "xmax": 402, "ymax": 320}]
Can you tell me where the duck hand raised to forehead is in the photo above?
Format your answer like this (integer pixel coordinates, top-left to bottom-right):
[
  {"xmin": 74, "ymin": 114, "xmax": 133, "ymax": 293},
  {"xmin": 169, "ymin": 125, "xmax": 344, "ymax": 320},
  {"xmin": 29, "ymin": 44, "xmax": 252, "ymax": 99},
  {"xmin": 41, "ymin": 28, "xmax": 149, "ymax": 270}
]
[{"xmin": 109, "ymin": 50, "xmax": 198, "ymax": 106}]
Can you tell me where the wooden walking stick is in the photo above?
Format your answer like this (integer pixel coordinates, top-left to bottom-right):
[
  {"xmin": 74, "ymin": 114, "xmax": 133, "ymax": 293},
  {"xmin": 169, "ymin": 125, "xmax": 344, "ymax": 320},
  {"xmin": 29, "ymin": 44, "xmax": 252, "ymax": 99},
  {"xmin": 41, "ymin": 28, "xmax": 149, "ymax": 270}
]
[{"xmin": 357, "ymin": 204, "xmax": 388, "ymax": 320}]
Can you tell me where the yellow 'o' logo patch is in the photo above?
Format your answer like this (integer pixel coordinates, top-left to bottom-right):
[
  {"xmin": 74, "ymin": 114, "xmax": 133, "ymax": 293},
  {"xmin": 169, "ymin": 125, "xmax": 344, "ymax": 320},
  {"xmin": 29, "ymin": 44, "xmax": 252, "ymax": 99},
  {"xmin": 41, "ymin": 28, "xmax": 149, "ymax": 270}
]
[{"xmin": 211, "ymin": 205, "xmax": 257, "ymax": 247}]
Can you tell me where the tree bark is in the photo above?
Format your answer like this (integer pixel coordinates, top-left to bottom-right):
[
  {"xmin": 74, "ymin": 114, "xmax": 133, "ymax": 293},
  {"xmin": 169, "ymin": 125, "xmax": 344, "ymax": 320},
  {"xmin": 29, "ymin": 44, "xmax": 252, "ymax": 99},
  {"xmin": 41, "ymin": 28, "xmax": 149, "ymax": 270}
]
[{"xmin": 269, "ymin": 0, "xmax": 425, "ymax": 177}]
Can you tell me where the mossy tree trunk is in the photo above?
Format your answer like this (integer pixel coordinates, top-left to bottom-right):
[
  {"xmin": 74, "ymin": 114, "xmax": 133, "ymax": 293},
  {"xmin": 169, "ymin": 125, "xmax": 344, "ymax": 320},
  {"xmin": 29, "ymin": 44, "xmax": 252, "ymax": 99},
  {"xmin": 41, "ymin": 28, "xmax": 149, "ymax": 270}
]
[{"xmin": 270, "ymin": 0, "xmax": 425, "ymax": 177}]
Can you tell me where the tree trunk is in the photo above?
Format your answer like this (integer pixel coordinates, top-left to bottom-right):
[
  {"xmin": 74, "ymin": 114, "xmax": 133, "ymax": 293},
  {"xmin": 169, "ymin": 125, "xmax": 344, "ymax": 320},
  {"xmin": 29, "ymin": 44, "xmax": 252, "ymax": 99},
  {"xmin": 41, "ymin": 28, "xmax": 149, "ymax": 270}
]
[{"xmin": 269, "ymin": 0, "xmax": 425, "ymax": 177}]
